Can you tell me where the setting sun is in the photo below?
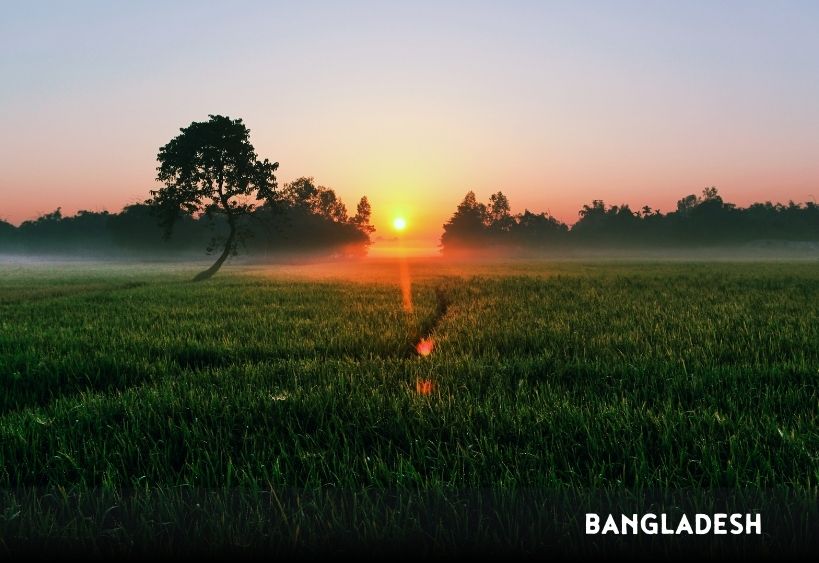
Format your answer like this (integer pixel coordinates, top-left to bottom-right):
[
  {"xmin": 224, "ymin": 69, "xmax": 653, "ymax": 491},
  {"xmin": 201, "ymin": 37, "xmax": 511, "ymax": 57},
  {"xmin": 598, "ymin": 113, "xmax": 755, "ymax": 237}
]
[{"xmin": 393, "ymin": 217, "xmax": 407, "ymax": 231}]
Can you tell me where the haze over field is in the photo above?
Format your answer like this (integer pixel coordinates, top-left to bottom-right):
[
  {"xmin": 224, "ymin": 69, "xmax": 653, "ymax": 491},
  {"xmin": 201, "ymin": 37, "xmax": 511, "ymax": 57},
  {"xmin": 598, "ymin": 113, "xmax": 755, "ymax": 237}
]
[
  {"xmin": 3, "ymin": 1, "xmax": 819, "ymax": 255},
  {"xmin": 4, "ymin": 2, "xmax": 819, "ymax": 558}
]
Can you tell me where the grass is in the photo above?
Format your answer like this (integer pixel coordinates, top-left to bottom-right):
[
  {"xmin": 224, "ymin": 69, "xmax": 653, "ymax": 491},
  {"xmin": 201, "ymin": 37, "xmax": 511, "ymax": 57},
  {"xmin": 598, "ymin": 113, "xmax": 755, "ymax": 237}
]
[{"xmin": 0, "ymin": 259, "xmax": 817, "ymax": 557}]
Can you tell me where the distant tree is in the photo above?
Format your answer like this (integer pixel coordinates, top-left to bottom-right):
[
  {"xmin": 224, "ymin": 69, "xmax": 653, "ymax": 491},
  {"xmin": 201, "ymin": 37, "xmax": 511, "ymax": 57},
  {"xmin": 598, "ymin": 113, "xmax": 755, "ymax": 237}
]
[
  {"xmin": 278, "ymin": 177, "xmax": 346, "ymax": 221},
  {"xmin": 512, "ymin": 209, "xmax": 568, "ymax": 247},
  {"xmin": 256, "ymin": 176, "xmax": 373, "ymax": 254},
  {"xmin": 352, "ymin": 196, "xmax": 376, "ymax": 235},
  {"xmin": 29, "ymin": 207, "xmax": 63, "ymax": 223},
  {"xmin": 279, "ymin": 177, "xmax": 318, "ymax": 209},
  {"xmin": 676, "ymin": 194, "xmax": 699, "ymax": 216},
  {"xmin": 146, "ymin": 115, "xmax": 278, "ymax": 281},
  {"xmin": 0, "ymin": 218, "xmax": 17, "ymax": 250},
  {"xmin": 572, "ymin": 200, "xmax": 608, "ymax": 238},
  {"xmin": 108, "ymin": 203, "xmax": 205, "ymax": 254},
  {"xmin": 579, "ymin": 200, "xmax": 606, "ymax": 219},
  {"xmin": 441, "ymin": 191, "xmax": 489, "ymax": 249},
  {"xmin": 17, "ymin": 208, "xmax": 64, "ymax": 250},
  {"xmin": 313, "ymin": 187, "xmax": 348, "ymax": 223},
  {"xmin": 487, "ymin": 191, "xmax": 514, "ymax": 232},
  {"xmin": 702, "ymin": 186, "xmax": 720, "ymax": 201}
]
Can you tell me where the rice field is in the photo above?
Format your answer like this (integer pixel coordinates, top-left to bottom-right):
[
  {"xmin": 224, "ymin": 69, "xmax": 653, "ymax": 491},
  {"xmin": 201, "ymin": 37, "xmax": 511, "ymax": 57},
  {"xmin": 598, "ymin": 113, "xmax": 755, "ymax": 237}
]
[{"xmin": 0, "ymin": 259, "xmax": 817, "ymax": 557}]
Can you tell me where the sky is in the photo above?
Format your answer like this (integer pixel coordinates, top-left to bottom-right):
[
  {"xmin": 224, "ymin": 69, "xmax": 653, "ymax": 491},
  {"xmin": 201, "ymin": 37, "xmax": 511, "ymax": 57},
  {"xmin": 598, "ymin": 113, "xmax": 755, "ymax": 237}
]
[{"xmin": 2, "ymin": 0, "xmax": 818, "ymax": 253}]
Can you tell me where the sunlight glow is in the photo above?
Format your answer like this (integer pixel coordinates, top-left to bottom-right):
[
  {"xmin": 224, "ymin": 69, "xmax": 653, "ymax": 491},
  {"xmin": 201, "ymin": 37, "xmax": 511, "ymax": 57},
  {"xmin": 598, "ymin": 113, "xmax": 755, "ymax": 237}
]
[
  {"xmin": 399, "ymin": 256, "xmax": 412, "ymax": 312},
  {"xmin": 393, "ymin": 217, "xmax": 407, "ymax": 231}
]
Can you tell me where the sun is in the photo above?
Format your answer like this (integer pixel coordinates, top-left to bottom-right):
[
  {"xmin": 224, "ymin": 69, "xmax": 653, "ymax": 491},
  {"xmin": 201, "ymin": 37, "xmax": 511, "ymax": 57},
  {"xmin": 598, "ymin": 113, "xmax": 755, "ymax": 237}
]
[{"xmin": 393, "ymin": 217, "xmax": 407, "ymax": 231}]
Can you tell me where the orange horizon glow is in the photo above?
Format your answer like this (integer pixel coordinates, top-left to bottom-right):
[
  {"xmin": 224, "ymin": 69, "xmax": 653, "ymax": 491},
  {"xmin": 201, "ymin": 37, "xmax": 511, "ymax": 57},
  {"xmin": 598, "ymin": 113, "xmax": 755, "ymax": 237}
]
[
  {"xmin": 367, "ymin": 244, "xmax": 441, "ymax": 258},
  {"xmin": 3, "ymin": 3, "xmax": 819, "ymax": 255},
  {"xmin": 5, "ymin": 174, "xmax": 818, "ymax": 258}
]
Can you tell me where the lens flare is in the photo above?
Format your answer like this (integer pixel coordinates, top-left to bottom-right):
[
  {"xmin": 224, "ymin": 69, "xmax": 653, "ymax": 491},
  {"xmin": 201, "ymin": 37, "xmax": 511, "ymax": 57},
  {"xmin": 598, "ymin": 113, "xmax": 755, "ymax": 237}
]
[
  {"xmin": 415, "ymin": 379, "xmax": 434, "ymax": 395},
  {"xmin": 399, "ymin": 256, "xmax": 412, "ymax": 312},
  {"xmin": 416, "ymin": 337, "xmax": 434, "ymax": 357}
]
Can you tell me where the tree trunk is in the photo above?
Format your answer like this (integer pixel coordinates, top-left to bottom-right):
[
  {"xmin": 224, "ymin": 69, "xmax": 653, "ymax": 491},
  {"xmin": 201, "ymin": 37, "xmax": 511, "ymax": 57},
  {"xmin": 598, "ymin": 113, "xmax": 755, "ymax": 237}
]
[{"xmin": 193, "ymin": 220, "xmax": 236, "ymax": 282}]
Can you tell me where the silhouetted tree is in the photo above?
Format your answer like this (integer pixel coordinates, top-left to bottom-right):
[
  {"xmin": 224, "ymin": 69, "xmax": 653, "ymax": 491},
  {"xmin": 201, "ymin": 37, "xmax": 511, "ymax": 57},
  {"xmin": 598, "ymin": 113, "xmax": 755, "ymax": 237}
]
[
  {"xmin": 278, "ymin": 177, "xmax": 317, "ymax": 209},
  {"xmin": 441, "ymin": 191, "xmax": 489, "ymax": 249},
  {"xmin": 440, "ymin": 186, "xmax": 819, "ymax": 253},
  {"xmin": 512, "ymin": 210, "xmax": 568, "ymax": 247},
  {"xmin": 260, "ymin": 176, "xmax": 372, "ymax": 254},
  {"xmin": 0, "ymin": 218, "xmax": 17, "ymax": 250},
  {"xmin": 6, "ymin": 182, "xmax": 818, "ymax": 258},
  {"xmin": 281, "ymin": 177, "xmax": 350, "ymax": 223},
  {"xmin": 572, "ymin": 200, "xmax": 608, "ymax": 239},
  {"xmin": 0, "ymin": 219, "xmax": 14, "ymax": 236},
  {"xmin": 314, "ymin": 187, "xmax": 348, "ymax": 223},
  {"xmin": 17, "ymin": 208, "xmax": 67, "ymax": 251},
  {"xmin": 702, "ymin": 186, "xmax": 720, "ymax": 201},
  {"xmin": 488, "ymin": 191, "xmax": 514, "ymax": 233},
  {"xmin": 676, "ymin": 193, "xmax": 699, "ymax": 216},
  {"xmin": 147, "ymin": 115, "xmax": 278, "ymax": 281},
  {"xmin": 353, "ymin": 196, "xmax": 376, "ymax": 235},
  {"xmin": 108, "ymin": 203, "xmax": 206, "ymax": 255}
]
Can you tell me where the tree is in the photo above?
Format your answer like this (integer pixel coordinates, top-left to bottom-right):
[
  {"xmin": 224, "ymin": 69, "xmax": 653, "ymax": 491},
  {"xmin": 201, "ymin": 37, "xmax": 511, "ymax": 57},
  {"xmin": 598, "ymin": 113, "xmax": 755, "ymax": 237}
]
[
  {"xmin": 147, "ymin": 115, "xmax": 278, "ymax": 281},
  {"xmin": 352, "ymin": 196, "xmax": 376, "ymax": 235},
  {"xmin": 313, "ymin": 187, "xmax": 348, "ymax": 223},
  {"xmin": 512, "ymin": 209, "xmax": 568, "ymax": 246},
  {"xmin": 441, "ymin": 191, "xmax": 489, "ymax": 249},
  {"xmin": 578, "ymin": 200, "xmax": 606, "ymax": 218},
  {"xmin": 676, "ymin": 194, "xmax": 699, "ymax": 216},
  {"xmin": 278, "ymin": 177, "xmax": 347, "ymax": 221},
  {"xmin": 702, "ymin": 186, "xmax": 720, "ymax": 201},
  {"xmin": 0, "ymin": 219, "xmax": 15, "ymax": 235},
  {"xmin": 487, "ymin": 191, "xmax": 514, "ymax": 232},
  {"xmin": 0, "ymin": 218, "xmax": 17, "ymax": 250},
  {"xmin": 279, "ymin": 177, "xmax": 318, "ymax": 209}
]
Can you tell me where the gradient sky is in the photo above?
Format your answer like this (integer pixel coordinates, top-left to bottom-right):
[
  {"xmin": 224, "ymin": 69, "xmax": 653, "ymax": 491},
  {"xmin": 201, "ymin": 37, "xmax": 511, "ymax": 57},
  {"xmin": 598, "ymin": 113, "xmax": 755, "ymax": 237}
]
[{"xmin": 2, "ymin": 1, "xmax": 818, "ymax": 251}]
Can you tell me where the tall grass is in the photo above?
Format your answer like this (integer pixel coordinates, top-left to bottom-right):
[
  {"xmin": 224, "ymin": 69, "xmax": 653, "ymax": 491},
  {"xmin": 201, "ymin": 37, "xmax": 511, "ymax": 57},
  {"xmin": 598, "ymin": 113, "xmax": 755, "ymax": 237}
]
[{"xmin": 0, "ymin": 261, "xmax": 817, "ymax": 555}]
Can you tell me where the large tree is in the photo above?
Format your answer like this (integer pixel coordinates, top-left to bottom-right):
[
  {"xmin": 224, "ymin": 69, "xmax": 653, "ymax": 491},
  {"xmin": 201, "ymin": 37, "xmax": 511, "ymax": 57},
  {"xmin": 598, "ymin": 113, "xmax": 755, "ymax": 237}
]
[
  {"xmin": 441, "ymin": 191, "xmax": 489, "ymax": 249},
  {"xmin": 147, "ymin": 115, "xmax": 278, "ymax": 281}
]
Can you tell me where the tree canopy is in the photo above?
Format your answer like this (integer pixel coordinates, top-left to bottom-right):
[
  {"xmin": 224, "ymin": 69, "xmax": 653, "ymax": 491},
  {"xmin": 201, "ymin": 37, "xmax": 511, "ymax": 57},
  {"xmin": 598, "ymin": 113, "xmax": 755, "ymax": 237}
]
[{"xmin": 147, "ymin": 115, "xmax": 279, "ymax": 280}]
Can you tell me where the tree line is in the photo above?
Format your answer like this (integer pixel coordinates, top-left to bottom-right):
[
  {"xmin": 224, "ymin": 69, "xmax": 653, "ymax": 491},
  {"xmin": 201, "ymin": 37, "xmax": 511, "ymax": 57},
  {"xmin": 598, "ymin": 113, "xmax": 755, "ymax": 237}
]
[
  {"xmin": 3, "ymin": 113, "xmax": 817, "ymax": 275},
  {"xmin": 0, "ymin": 179, "xmax": 374, "ymax": 258},
  {"xmin": 0, "ymin": 115, "xmax": 375, "ymax": 280},
  {"xmin": 442, "ymin": 188, "xmax": 819, "ymax": 252}
]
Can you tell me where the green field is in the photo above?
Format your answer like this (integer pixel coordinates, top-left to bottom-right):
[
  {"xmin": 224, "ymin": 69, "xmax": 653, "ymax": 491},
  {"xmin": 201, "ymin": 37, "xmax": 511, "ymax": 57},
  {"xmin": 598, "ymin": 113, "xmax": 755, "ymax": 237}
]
[{"xmin": 1, "ymin": 260, "xmax": 817, "ymax": 556}]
